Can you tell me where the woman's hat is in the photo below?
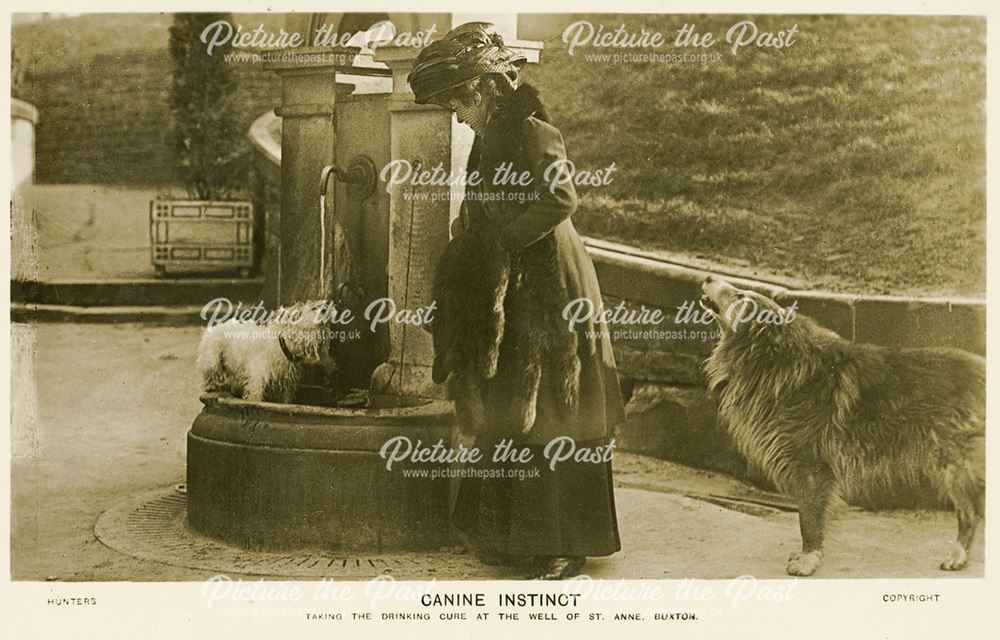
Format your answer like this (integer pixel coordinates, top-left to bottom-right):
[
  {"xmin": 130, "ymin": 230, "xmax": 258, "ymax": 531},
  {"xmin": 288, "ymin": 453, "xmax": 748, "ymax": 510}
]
[{"xmin": 407, "ymin": 22, "xmax": 527, "ymax": 105}]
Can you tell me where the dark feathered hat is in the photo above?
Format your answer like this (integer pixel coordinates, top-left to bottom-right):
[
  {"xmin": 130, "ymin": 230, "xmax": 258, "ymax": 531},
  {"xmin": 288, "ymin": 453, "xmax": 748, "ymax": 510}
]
[{"xmin": 407, "ymin": 22, "xmax": 527, "ymax": 105}]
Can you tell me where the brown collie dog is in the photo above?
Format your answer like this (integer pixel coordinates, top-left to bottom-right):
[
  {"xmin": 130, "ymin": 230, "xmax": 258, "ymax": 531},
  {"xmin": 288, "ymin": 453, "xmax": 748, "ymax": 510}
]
[{"xmin": 700, "ymin": 276, "xmax": 985, "ymax": 576}]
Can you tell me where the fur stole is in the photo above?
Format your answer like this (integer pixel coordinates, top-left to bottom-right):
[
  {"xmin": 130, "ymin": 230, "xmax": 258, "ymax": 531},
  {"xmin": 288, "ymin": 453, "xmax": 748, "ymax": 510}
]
[{"xmin": 431, "ymin": 224, "xmax": 580, "ymax": 437}]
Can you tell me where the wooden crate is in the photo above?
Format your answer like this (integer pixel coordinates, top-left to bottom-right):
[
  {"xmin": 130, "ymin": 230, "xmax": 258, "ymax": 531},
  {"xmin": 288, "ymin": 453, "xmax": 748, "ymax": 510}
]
[{"xmin": 150, "ymin": 199, "xmax": 255, "ymax": 277}]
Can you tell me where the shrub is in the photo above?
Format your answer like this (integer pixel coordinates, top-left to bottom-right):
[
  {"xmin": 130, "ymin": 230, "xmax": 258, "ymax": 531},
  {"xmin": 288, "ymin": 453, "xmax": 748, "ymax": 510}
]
[{"xmin": 167, "ymin": 12, "xmax": 249, "ymax": 200}]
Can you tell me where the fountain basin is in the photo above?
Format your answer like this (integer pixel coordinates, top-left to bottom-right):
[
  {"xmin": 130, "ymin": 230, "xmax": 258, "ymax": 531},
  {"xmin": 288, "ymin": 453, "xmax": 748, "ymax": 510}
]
[{"xmin": 187, "ymin": 393, "xmax": 455, "ymax": 551}]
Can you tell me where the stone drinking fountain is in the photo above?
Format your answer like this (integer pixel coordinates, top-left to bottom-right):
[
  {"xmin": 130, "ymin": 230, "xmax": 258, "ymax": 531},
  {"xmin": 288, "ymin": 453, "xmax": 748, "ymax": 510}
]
[{"xmin": 185, "ymin": 14, "xmax": 542, "ymax": 551}]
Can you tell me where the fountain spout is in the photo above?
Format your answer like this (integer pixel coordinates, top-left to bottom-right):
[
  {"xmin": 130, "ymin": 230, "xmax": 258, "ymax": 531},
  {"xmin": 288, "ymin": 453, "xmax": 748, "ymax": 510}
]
[
  {"xmin": 320, "ymin": 157, "xmax": 377, "ymax": 197},
  {"xmin": 320, "ymin": 164, "xmax": 337, "ymax": 197}
]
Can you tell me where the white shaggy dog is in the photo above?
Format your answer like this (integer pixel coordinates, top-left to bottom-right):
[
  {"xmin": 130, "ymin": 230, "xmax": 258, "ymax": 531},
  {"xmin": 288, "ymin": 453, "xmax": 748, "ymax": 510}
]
[{"xmin": 196, "ymin": 300, "xmax": 332, "ymax": 403}]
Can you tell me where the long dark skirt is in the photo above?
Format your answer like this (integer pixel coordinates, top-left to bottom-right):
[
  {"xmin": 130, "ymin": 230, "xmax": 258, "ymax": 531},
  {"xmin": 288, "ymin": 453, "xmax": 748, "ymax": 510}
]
[
  {"xmin": 451, "ymin": 436, "xmax": 621, "ymax": 557},
  {"xmin": 448, "ymin": 218, "xmax": 624, "ymax": 558}
]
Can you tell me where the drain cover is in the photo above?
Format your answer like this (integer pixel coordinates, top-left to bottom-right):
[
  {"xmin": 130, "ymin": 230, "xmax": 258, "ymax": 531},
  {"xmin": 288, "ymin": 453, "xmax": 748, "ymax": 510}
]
[{"xmin": 95, "ymin": 486, "xmax": 483, "ymax": 579}]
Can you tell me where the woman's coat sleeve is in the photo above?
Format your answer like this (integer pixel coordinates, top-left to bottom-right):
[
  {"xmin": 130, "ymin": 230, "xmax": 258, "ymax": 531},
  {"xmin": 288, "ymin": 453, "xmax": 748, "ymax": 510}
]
[{"xmin": 500, "ymin": 120, "xmax": 579, "ymax": 250}]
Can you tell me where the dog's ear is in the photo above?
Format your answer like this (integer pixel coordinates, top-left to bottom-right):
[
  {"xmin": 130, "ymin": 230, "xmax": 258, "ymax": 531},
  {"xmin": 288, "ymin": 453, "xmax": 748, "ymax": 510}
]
[
  {"xmin": 708, "ymin": 378, "xmax": 729, "ymax": 393},
  {"xmin": 707, "ymin": 374, "xmax": 729, "ymax": 394},
  {"xmin": 309, "ymin": 300, "xmax": 330, "ymax": 314},
  {"xmin": 279, "ymin": 326, "xmax": 324, "ymax": 362}
]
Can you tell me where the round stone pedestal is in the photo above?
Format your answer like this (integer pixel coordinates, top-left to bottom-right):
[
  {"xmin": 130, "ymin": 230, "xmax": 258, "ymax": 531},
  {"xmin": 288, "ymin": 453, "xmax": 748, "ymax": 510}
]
[{"xmin": 187, "ymin": 393, "xmax": 454, "ymax": 551}]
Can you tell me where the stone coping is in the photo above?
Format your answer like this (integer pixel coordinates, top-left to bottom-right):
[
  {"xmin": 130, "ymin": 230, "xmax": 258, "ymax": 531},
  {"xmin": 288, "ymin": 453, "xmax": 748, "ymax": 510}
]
[
  {"xmin": 11, "ymin": 98, "xmax": 38, "ymax": 124},
  {"xmin": 586, "ymin": 237, "xmax": 985, "ymax": 356},
  {"xmin": 585, "ymin": 237, "xmax": 985, "ymax": 305},
  {"xmin": 11, "ymin": 277, "xmax": 265, "ymax": 308},
  {"xmin": 247, "ymin": 111, "xmax": 281, "ymax": 165},
  {"xmin": 12, "ymin": 239, "xmax": 984, "ymax": 357},
  {"xmin": 199, "ymin": 392, "xmax": 452, "ymax": 421},
  {"xmin": 191, "ymin": 393, "xmax": 454, "ymax": 452}
]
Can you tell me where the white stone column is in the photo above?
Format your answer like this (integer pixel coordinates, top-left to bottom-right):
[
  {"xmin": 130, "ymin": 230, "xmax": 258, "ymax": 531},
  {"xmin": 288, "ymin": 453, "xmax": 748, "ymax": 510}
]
[{"xmin": 11, "ymin": 99, "xmax": 38, "ymax": 283}]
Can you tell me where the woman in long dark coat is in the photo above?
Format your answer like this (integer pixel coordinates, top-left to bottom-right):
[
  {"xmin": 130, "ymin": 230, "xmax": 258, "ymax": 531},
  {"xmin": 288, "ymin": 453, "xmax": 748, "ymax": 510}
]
[{"xmin": 409, "ymin": 23, "xmax": 625, "ymax": 580}]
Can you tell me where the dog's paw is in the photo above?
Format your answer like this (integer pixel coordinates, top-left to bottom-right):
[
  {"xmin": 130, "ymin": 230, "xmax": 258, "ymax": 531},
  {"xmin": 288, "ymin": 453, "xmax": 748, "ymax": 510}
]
[
  {"xmin": 786, "ymin": 551, "xmax": 822, "ymax": 577},
  {"xmin": 940, "ymin": 544, "xmax": 968, "ymax": 571}
]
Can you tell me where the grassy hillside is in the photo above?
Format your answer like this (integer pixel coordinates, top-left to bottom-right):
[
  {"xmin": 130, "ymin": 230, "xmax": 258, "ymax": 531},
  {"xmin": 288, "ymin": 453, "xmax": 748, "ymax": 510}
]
[
  {"xmin": 12, "ymin": 14, "xmax": 985, "ymax": 295},
  {"xmin": 523, "ymin": 15, "xmax": 985, "ymax": 296}
]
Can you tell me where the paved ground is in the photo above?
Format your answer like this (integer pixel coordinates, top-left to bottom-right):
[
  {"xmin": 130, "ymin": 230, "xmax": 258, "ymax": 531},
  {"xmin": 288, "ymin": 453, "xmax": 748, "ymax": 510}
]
[{"xmin": 10, "ymin": 322, "xmax": 984, "ymax": 581}]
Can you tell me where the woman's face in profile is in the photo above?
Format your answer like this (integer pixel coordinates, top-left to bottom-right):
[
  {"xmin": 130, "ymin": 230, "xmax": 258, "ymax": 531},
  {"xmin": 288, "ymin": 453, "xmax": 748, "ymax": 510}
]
[{"xmin": 446, "ymin": 92, "xmax": 489, "ymax": 135}]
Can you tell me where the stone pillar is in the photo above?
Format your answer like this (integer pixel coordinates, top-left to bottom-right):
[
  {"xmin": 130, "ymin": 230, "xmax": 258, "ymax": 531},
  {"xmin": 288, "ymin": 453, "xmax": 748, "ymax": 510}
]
[
  {"xmin": 369, "ymin": 45, "xmax": 454, "ymax": 398},
  {"xmin": 11, "ymin": 99, "xmax": 38, "ymax": 282},
  {"xmin": 265, "ymin": 48, "xmax": 359, "ymax": 306},
  {"xmin": 370, "ymin": 21, "xmax": 542, "ymax": 398}
]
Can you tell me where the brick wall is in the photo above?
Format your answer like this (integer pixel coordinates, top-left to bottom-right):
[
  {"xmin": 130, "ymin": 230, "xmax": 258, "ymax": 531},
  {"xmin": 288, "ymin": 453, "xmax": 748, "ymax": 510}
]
[{"xmin": 25, "ymin": 48, "xmax": 280, "ymax": 187}]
